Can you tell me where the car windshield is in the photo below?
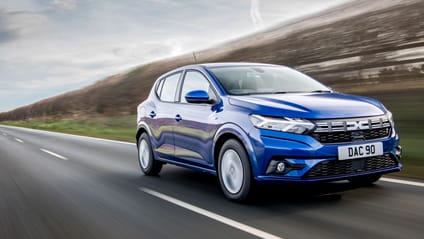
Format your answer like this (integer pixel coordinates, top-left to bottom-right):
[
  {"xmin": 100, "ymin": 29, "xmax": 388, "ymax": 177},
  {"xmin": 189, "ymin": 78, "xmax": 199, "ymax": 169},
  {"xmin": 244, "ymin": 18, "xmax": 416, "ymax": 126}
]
[{"xmin": 208, "ymin": 65, "xmax": 330, "ymax": 95}]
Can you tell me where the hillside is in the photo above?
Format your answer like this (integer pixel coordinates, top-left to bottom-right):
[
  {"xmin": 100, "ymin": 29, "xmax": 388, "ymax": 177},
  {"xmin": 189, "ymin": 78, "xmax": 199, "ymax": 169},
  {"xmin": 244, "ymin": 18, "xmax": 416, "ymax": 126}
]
[{"xmin": 0, "ymin": 0, "xmax": 423, "ymax": 120}]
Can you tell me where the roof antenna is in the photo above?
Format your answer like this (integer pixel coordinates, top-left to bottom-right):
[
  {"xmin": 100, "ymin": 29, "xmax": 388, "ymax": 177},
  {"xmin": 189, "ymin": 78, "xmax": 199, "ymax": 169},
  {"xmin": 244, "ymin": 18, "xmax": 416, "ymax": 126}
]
[{"xmin": 192, "ymin": 52, "xmax": 198, "ymax": 64}]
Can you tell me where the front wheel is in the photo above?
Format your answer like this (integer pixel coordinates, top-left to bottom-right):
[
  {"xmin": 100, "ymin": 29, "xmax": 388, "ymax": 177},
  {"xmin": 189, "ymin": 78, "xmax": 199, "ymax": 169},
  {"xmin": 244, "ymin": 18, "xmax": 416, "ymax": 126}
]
[
  {"xmin": 348, "ymin": 174, "xmax": 381, "ymax": 185},
  {"xmin": 137, "ymin": 133, "xmax": 162, "ymax": 176},
  {"xmin": 218, "ymin": 139, "xmax": 252, "ymax": 202}
]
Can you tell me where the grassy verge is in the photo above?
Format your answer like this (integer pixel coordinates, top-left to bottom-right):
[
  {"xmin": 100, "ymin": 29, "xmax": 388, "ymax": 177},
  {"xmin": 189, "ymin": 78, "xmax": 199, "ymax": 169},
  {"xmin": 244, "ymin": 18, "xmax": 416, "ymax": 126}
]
[
  {"xmin": 1, "ymin": 95, "xmax": 423, "ymax": 180},
  {"xmin": 372, "ymin": 91, "xmax": 424, "ymax": 180}
]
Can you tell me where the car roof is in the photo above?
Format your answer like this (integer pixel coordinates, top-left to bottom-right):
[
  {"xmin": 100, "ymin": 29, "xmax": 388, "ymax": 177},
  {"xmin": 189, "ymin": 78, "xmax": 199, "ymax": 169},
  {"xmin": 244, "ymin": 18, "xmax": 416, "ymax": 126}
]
[
  {"xmin": 199, "ymin": 62, "xmax": 278, "ymax": 68},
  {"xmin": 160, "ymin": 62, "xmax": 282, "ymax": 79},
  {"xmin": 171, "ymin": 62, "xmax": 278, "ymax": 71}
]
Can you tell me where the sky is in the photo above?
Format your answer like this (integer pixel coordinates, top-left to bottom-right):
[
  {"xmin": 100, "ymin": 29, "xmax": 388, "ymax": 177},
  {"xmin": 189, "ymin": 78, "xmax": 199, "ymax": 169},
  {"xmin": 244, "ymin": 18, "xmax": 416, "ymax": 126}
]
[{"xmin": 0, "ymin": 0, "xmax": 350, "ymax": 112}]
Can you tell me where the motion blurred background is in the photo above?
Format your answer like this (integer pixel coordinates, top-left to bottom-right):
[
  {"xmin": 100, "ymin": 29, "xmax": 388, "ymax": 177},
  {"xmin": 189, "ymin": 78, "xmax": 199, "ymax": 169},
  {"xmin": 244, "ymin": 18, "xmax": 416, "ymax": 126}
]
[{"xmin": 0, "ymin": 0, "xmax": 423, "ymax": 178}]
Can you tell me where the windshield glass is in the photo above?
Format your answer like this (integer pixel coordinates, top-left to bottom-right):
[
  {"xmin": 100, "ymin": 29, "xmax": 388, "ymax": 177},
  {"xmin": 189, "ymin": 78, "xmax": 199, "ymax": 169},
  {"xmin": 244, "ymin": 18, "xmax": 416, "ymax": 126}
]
[{"xmin": 208, "ymin": 65, "xmax": 330, "ymax": 95}]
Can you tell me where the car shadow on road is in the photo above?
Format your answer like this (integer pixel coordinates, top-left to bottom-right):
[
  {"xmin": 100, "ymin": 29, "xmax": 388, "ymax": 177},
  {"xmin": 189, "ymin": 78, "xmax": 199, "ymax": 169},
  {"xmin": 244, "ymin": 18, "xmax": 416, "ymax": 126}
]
[
  {"xmin": 249, "ymin": 183, "xmax": 350, "ymax": 205},
  {"xmin": 134, "ymin": 165, "xmax": 373, "ymax": 206}
]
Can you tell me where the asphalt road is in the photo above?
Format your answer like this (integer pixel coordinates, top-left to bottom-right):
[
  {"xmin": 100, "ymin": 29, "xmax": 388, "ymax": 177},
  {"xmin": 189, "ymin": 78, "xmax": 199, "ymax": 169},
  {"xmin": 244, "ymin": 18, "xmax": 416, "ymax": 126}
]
[{"xmin": 0, "ymin": 125, "xmax": 423, "ymax": 239}]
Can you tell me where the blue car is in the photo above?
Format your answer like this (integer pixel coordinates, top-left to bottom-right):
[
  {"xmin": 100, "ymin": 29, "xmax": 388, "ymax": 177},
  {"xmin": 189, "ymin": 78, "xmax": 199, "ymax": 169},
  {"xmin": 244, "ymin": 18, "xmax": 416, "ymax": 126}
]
[{"xmin": 136, "ymin": 62, "xmax": 402, "ymax": 201}]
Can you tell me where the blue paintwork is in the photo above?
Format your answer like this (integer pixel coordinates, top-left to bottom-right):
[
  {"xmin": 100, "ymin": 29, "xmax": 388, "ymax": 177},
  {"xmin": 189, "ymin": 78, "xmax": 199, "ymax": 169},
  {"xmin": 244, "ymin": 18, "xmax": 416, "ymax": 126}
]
[
  {"xmin": 228, "ymin": 93, "xmax": 386, "ymax": 119},
  {"xmin": 137, "ymin": 63, "xmax": 401, "ymax": 183},
  {"xmin": 185, "ymin": 90, "xmax": 210, "ymax": 103}
]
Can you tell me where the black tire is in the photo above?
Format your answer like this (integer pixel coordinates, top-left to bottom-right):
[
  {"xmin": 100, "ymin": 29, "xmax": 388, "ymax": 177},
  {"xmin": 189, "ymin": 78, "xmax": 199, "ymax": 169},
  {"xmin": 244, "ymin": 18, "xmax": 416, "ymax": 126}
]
[
  {"xmin": 137, "ymin": 133, "xmax": 162, "ymax": 176},
  {"xmin": 217, "ymin": 139, "xmax": 253, "ymax": 202},
  {"xmin": 348, "ymin": 174, "xmax": 381, "ymax": 185}
]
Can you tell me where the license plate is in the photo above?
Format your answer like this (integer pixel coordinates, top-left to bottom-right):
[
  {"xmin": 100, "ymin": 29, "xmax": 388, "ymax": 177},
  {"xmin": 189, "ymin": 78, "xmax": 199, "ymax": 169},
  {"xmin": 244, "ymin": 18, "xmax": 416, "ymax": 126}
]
[{"xmin": 338, "ymin": 142, "xmax": 383, "ymax": 160}]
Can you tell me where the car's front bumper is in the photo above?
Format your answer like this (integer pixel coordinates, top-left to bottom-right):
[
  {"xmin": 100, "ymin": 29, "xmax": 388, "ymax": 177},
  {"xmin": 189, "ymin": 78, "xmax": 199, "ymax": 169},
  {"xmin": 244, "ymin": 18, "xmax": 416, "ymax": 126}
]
[
  {"xmin": 256, "ymin": 165, "xmax": 402, "ymax": 183},
  {"xmin": 249, "ymin": 127, "xmax": 402, "ymax": 183}
]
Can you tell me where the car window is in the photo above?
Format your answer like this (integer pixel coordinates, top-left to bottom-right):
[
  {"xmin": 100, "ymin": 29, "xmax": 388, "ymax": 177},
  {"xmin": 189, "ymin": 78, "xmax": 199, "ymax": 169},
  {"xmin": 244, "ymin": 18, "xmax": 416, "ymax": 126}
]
[
  {"xmin": 180, "ymin": 71, "xmax": 215, "ymax": 103},
  {"xmin": 155, "ymin": 78, "xmax": 165, "ymax": 97},
  {"xmin": 209, "ymin": 66, "xmax": 329, "ymax": 95},
  {"xmin": 159, "ymin": 72, "xmax": 181, "ymax": 102}
]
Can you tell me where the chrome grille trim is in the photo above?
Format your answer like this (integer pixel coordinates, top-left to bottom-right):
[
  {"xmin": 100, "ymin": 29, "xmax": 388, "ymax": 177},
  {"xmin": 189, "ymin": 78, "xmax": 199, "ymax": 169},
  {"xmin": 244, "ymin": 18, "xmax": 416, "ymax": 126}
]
[{"xmin": 313, "ymin": 115, "xmax": 391, "ymax": 133}]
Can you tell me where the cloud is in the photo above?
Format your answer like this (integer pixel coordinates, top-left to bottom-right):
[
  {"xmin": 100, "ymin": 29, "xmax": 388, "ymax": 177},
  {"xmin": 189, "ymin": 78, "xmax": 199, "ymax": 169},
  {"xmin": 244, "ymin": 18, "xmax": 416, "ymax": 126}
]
[
  {"xmin": 144, "ymin": 0, "xmax": 182, "ymax": 6},
  {"xmin": 0, "ymin": 0, "xmax": 352, "ymax": 112},
  {"xmin": 0, "ymin": 8, "xmax": 49, "ymax": 43},
  {"xmin": 52, "ymin": 0, "xmax": 78, "ymax": 11},
  {"xmin": 0, "ymin": 26, "xmax": 17, "ymax": 43},
  {"xmin": 250, "ymin": 0, "xmax": 264, "ymax": 29}
]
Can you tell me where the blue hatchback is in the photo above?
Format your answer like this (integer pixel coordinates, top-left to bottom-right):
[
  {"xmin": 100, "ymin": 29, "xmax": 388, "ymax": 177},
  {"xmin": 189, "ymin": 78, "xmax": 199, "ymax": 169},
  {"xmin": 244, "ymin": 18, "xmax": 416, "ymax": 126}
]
[{"xmin": 136, "ymin": 62, "xmax": 402, "ymax": 201}]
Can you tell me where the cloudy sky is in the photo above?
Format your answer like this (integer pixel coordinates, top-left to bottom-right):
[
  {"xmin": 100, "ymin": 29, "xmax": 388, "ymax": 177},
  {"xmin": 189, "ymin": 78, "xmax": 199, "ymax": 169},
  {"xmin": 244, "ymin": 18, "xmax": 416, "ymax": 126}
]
[{"xmin": 0, "ymin": 0, "xmax": 350, "ymax": 112}]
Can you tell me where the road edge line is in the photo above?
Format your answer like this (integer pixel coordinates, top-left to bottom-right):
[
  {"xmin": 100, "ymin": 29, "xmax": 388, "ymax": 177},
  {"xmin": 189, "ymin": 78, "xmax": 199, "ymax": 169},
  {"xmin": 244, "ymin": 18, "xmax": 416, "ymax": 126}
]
[
  {"xmin": 0, "ymin": 125, "xmax": 135, "ymax": 146},
  {"xmin": 381, "ymin": 177, "xmax": 424, "ymax": 188}
]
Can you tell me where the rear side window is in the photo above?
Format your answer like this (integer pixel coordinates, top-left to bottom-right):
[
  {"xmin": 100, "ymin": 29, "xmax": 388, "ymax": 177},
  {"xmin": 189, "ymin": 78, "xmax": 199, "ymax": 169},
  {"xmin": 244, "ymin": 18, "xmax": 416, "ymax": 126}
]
[
  {"xmin": 158, "ymin": 72, "xmax": 181, "ymax": 102},
  {"xmin": 155, "ymin": 78, "xmax": 165, "ymax": 97}
]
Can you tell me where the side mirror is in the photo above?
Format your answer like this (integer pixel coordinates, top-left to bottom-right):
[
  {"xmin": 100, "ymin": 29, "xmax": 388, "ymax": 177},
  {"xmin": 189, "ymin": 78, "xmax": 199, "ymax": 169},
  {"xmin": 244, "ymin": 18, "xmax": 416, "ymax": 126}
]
[{"xmin": 185, "ymin": 90, "xmax": 212, "ymax": 104}]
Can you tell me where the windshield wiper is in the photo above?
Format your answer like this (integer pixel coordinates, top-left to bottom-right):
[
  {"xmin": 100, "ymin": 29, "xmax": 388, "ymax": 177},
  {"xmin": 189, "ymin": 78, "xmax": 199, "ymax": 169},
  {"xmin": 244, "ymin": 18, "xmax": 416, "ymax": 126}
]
[
  {"xmin": 271, "ymin": 90, "xmax": 331, "ymax": 94},
  {"xmin": 309, "ymin": 90, "xmax": 332, "ymax": 93}
]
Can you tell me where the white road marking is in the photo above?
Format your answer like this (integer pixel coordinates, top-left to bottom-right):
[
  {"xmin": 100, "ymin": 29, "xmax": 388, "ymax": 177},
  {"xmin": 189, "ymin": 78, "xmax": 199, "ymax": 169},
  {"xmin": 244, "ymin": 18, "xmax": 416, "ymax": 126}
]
[
  {"xmin": 40, "ymin": 148, "xmax": 68, "ymax": 160},
  {"xmin": 140, "ymin": 187, "xmax": 283, "ymax": 239},
  {"xmin": 381, "ymin": 177, "xmax": 424, "ymax": 188},
  {"xmin": 0, "ymin": 125, "xmax": 134, "ymax": 146},
  {"xmin": 15, "ymin": 138, "xmax": 24, "ymax": 143}
]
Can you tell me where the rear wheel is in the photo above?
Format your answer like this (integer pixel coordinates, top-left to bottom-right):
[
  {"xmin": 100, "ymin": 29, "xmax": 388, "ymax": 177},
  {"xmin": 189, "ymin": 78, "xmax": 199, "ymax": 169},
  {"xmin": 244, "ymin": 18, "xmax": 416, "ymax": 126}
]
[
  {"xmin": 218, "ymin": 139, "xmax": 252, "ymax": 202},
  {"xmin": 348, "ymin": 174, "xmax": 381, "ymax": 185},
  {"xmin": 138, "ymin": 133, "xmax": 162, "ymax": 176}
]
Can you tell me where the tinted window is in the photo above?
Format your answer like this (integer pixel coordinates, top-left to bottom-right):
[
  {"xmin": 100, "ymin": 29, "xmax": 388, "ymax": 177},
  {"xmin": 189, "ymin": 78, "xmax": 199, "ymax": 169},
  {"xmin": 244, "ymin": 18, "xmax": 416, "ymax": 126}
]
[
  {"xmin": 160, "ymin": 72, "xmax": 181, "ymax": 102},
  {"xmin": 209, "ymin": 66, "xmax": 329, "ymax": 95},
  {"xmin": 180, "ymin": 71, "xmax": 214, "ymax": 103}
]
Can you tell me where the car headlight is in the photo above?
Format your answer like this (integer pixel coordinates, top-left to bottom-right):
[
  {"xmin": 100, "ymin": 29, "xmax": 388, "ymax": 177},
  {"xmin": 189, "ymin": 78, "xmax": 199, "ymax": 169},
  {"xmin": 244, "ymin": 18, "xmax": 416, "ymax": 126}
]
[
  {"xmin": 386, "ymin": 111, "xmax": 394, "ymax": 126},
  {"xmin": 249, "ymin": 114, "xmax": 315, "ymax": 134}
]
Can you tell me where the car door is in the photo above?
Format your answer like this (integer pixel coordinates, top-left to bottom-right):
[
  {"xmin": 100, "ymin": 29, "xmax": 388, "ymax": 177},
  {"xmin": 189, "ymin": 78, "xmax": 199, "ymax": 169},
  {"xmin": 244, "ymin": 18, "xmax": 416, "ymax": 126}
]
[
  {"xmin": 147, "ymin": 71, "xmax": 182, "ymax": 160},
  {"xmin": 173, "ymin": 70, "xmax": 221, "ymax": 168}
]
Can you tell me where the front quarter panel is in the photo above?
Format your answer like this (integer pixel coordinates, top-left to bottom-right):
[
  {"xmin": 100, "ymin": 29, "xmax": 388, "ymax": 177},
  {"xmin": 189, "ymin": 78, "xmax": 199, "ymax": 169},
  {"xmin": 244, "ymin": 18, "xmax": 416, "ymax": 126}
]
[{"xmin": 213, "ymin": 119, "xmax": 262, "ymax": 176}]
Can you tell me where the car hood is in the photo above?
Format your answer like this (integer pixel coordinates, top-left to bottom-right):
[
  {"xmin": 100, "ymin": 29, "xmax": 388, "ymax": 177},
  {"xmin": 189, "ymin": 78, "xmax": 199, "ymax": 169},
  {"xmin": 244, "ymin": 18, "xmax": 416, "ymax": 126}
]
[{"xmin": 228, "ymin": 92, "xmax": 386, "ymax": 119}]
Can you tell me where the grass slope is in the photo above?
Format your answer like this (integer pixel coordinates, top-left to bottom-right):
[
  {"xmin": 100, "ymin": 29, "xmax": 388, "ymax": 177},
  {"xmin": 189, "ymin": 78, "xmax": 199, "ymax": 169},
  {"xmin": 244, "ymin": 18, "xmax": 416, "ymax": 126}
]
[{"xmin": 1, "ymin": 116, "xmax": 136, "ymax": 143}]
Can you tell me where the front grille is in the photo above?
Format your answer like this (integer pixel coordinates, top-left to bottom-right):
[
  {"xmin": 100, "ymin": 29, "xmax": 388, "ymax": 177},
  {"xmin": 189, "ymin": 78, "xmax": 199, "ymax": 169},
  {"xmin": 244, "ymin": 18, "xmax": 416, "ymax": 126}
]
[
  {"xmin": 312, "ymin": 127, "xmax": 390, "ymax": 144},
  {"xmin": 311, "ymin": 115, "xmax": 392, "ymax": 143},
  {"xmin": 303, "ymin": 154, "xmax": 398, "ymax": 179}
]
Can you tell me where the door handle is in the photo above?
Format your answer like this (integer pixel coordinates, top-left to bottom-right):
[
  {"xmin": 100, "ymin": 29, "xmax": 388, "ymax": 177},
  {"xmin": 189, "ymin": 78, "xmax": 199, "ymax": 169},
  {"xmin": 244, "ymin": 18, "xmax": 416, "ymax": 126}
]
[
  {"xmin": 175, "ymin": 114, "xmax": 182, "ymax": 122},
  {"xmin": 149, "ymin": 111, "xmax": 156, "ymax": 118}
]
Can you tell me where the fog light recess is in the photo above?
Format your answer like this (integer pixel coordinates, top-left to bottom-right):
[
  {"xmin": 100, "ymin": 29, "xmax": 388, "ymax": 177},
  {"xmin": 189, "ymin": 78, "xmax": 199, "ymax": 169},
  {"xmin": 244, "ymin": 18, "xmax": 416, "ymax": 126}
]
[
  {"xmin": 276, "ymin": 162, "xmax": 286, "ymax": 173},
  {"xmin": 266, "ymin": 159, "xmax": 290, "ymax": 175},
  {"xmin": 266, "ymin": 159, "xmax": 306, "ymax": 175}
]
